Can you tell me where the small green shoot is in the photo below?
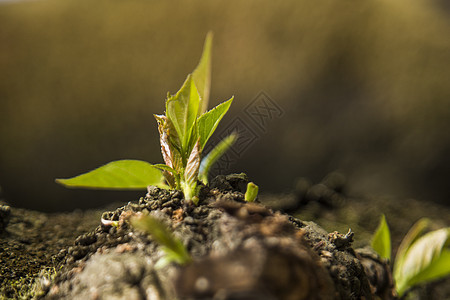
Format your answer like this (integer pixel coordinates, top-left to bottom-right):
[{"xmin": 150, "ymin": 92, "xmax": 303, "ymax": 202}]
[
  {"xmin": 199, "ymin": 133, "xmax": 237, "ymax": 184},
  {"xmin": 393, "ymin": 218, "xmax": 430, "ymax": 289},
  {"xmin": 371, "ymin": 214, "xmax": 391, "ymax": 261},
  {"xmin": 244, "ymin": 182, "xmax": 259, "ymax": 202},
  {"xmin": 371, "ymin": 215, "xmax": 450, "ymax": 297},
  {"xmin": 56, "ymin": 32, "xmax": 236, "ymax": 204},
  {"xmin": 130, "ymin": 213, "xmax": 191, "ymax": 268}
]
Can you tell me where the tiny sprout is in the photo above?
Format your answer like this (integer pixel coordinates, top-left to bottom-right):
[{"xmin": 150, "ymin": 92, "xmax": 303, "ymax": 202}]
[
  {"xmin": 130, "ymin": 213, "xmax": 191, "ymax": 268},
  {"xmin": 371, "ymin": 215, "xmax": 450, "ymax": 297},
  {"xmin": 245, "ymin": 182, "xmax": 259, "ymax": 202}
]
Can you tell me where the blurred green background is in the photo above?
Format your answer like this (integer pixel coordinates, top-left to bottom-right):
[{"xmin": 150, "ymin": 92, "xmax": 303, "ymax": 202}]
[{"xmin": 1, "ymin": 0, "xmax": 449, "ymax": 212}]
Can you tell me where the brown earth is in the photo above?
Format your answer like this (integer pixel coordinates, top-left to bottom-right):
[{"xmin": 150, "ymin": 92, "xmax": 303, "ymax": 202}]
[{"xmin": 0, "ymin": 173, "xmax": 448, "ymax": 299}]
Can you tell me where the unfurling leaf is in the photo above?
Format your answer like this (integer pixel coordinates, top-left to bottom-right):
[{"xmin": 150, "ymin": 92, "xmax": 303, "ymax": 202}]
[
  {"xmin": 193, "ymin": 31, "xmax": 213, "ymax": 115},
  {"xmin": 395, "ymin": 227, "xmax": 450, "ymax": 296},
  {"xmin": 197, "ymin": 97, "xmax": 233, "ymax": 150},
  {"xmin": 394, "ymin": 218, "xmax": 430, "ymax": 284},
  {"xmin": 184, "ymin": 139, "xmax": 201, "ymax": 186},
  {"xmin": 155, "ymin": 114, "xmax": 174, "ymax": 169},
  {"xmin": 245, "ymin": 182, "xmax": 259, "ymax": 202},
  {"xmin": 130, "ymin": 213, "xmax": 191, "ymax": 267},
  {"xmin": 55, "ymin": 160, "xmax": 166, "ymax": 189},
  {"xmin": 154, "ymin": 114, "xmax": 182, "ymax": 171},
  {"xmin": 199, "ymin": 133, "xmax": 237, "ymax": 184},
  {"xmin": 371, "ymin": 214, "xmax": 391, "ymax": 261},
  {"xmin": 166, "ymin": 75, "xmax": 200, "ymax": 155},
  {"xmin": 182, "ymin": 139, "xmax": 201, "ymax": 203}
]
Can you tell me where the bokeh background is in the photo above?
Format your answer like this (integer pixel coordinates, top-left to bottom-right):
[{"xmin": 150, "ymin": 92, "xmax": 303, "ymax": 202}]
[{"xmin": 1, "ymin": 0, "xmax": 449, "ymax": 212}]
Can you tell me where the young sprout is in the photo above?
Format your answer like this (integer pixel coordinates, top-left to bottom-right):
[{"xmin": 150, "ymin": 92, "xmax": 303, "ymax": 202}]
[
  {"xmin": 371, "ymin": 214, "xmax": 391, "ymax": 261},
  {"xmin": 56, "ymin": 32, "xmax": 236, "ymax": 204},
  {"xmin": 130, "ymin": 213, "xmax": 191, "ymax": 268},
  {"xmin": 244, "ymin": 182, "xmax": 259, "ymax": 202},
  {"xmin": 371, "ymin": 215, "xmax": 450, "ymax": 297}
]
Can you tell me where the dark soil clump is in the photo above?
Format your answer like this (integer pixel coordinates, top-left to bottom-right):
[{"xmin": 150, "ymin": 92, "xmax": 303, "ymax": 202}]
[
  {"xmin": 40, "ymin": 175, "xmax": 390, "ymax": 299},
  {"xmin": 1, "ymin": 173, "xmax": 448, "ymax": 299}
]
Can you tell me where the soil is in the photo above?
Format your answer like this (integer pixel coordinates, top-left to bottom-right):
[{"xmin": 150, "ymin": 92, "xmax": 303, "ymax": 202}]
[{"xmin": 0, "ymin": 173, "xmax": 449, "ymax": 299}]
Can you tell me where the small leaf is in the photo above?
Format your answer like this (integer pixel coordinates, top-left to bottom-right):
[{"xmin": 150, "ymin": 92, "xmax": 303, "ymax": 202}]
[
  {"xmin": 153, "ymin": 164, "xmax": 177, "ymax": 175},
  {"xmin": 395, "ymin": 227, "xmax": 450, "ymax": 296},
  {"xmin": 154, "ymin": 113, "xmax": 183, "ymax": 172},
  {"xmin": 193, "ymin": 31, "xmax": 213, "ymax": 115},
  {"xmin": 181, "ymin": 139, "xmax": 201, "ymax": 203},
  {"xmin": 394, "ymin": 218, "xmax": 430, "ymax": 284},
  {"xmin": 197, "ymin": 97, "xmax": 233, "ymax": 150},
  {"xmin": 131, "ymin": 214, "xmax": 191, "ymax": 266},
  {"xmin": 199, "ymin": 133, "xmax": 237, "ymax": 184},
  {"xmin": 408, "ymin": 249, "xmax": 450, "ymax": 287},
  {"xmin": 371, "ymin": 214, "xmax": 391, "ymax": 261},
  {"xmin": 245, "ymin": 182, "xmax": 259, "ymax": 202},
  {"xmin": 155, "ymin": 114, "xmax": 176, "ymax": 169},
  {"xmin": 184, "ymin": 139, "xmax": 201, "ymax": 186},
  {"xmin": 56, "ymin": 160, "xmax": 166, "ymax": 189},
  {"xmin": 166, "ymin": 75, "xmax": 200, "ymax": 154}
]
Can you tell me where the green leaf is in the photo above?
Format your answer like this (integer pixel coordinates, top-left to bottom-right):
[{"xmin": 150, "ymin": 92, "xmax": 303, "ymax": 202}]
[
  {"xmin": 371, "ymin": 214, "xmax": 391, "ymax": 261},
  {"xmin": 408, "ymin": 249, "xmax": 450, "ymax": 287},
  {"xmin": 395, "ymin": 228, "xmax": 450, "ymax": 296},
  {"xmin": 193, "ymin": 31, "xmax": 213, "ymax": 115},
  {"xmin": 153, "ymin": 163, "xmax": 177, "ymax": 175},
  {"xmin": 394, "ymin": 218, "xmax": 430, "ymax": 284},
  {"xmin": 130, "ymin": 214, "xmax": 191, "ymax": 266},
  {"xmin": 199, "ymin": 133, "xmax": 237, "ymax": 184},
  {"xmin": 55, "ymin": 160, "xmax": 166, "ymax": 189},
  {"xmin": 197, "ymin": 97, "xmax": 233, "ymax": 150},
  {"xmin": 166, "ymin": 75, "xmax": 200, "ymax": 155}
]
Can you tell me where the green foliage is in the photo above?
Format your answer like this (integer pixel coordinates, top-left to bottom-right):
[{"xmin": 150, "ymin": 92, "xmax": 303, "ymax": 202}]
[
  {"xmin": 371, "ymin": 216, "xmax": 450, "ymax": 297},
  {"xmin": 165, "ymin": 75, "xmax": 200, "ymax": 156},
  {"xmin": 371, "ymin": 214, "xmax": 391, "ymax": 261},
  {"xmin": 393, "ymin": 218, "xmax": 430, "ymax": 287},
  {"xmin": 56, "ymin": 33, "xmax": 235, "ymax": 204},
  {"xmin": 244, "ymin": 182, "xmax": 259, "ymax": 202},
  {"xmin": 56, "ymin": 160, "xmax": 166, "ymax": 189},
  {"xmin": 130, "ymin": 213, "xmax": 191, "ymax": 267},
  {"xmin": 394, "ymin": 221, "xmax": 450, "ymax": 296},
  {"xmin": 198, "ymin": 133, "xmax": 237, "ymax": 184},
  {"xmin": 192, "ymin": 31, "xmax": 213, "ymax": 115},
  {"xmin": 197, "ymin": 97, "xmax": 233, "ymax": 150}
]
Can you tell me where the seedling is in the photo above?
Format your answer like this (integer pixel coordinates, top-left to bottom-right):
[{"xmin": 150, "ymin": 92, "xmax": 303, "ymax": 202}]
[
  {"xmin": 371, "ymin": 215, "xmax": 450, "ymax": 297},
  {"xmin": 371, "ymin": 214, "xmax": 391, "ymax": 261},
  {"xmin": 56, "ymin": 33, "xmax": 236, "ymax": 204},
  {"xmin": 244, "ymin": 182, "xmax": 259, "ymax": 202},
  {"xmin": 130, "ymin": 213, "xmax": 191, "ymax": 268}
]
